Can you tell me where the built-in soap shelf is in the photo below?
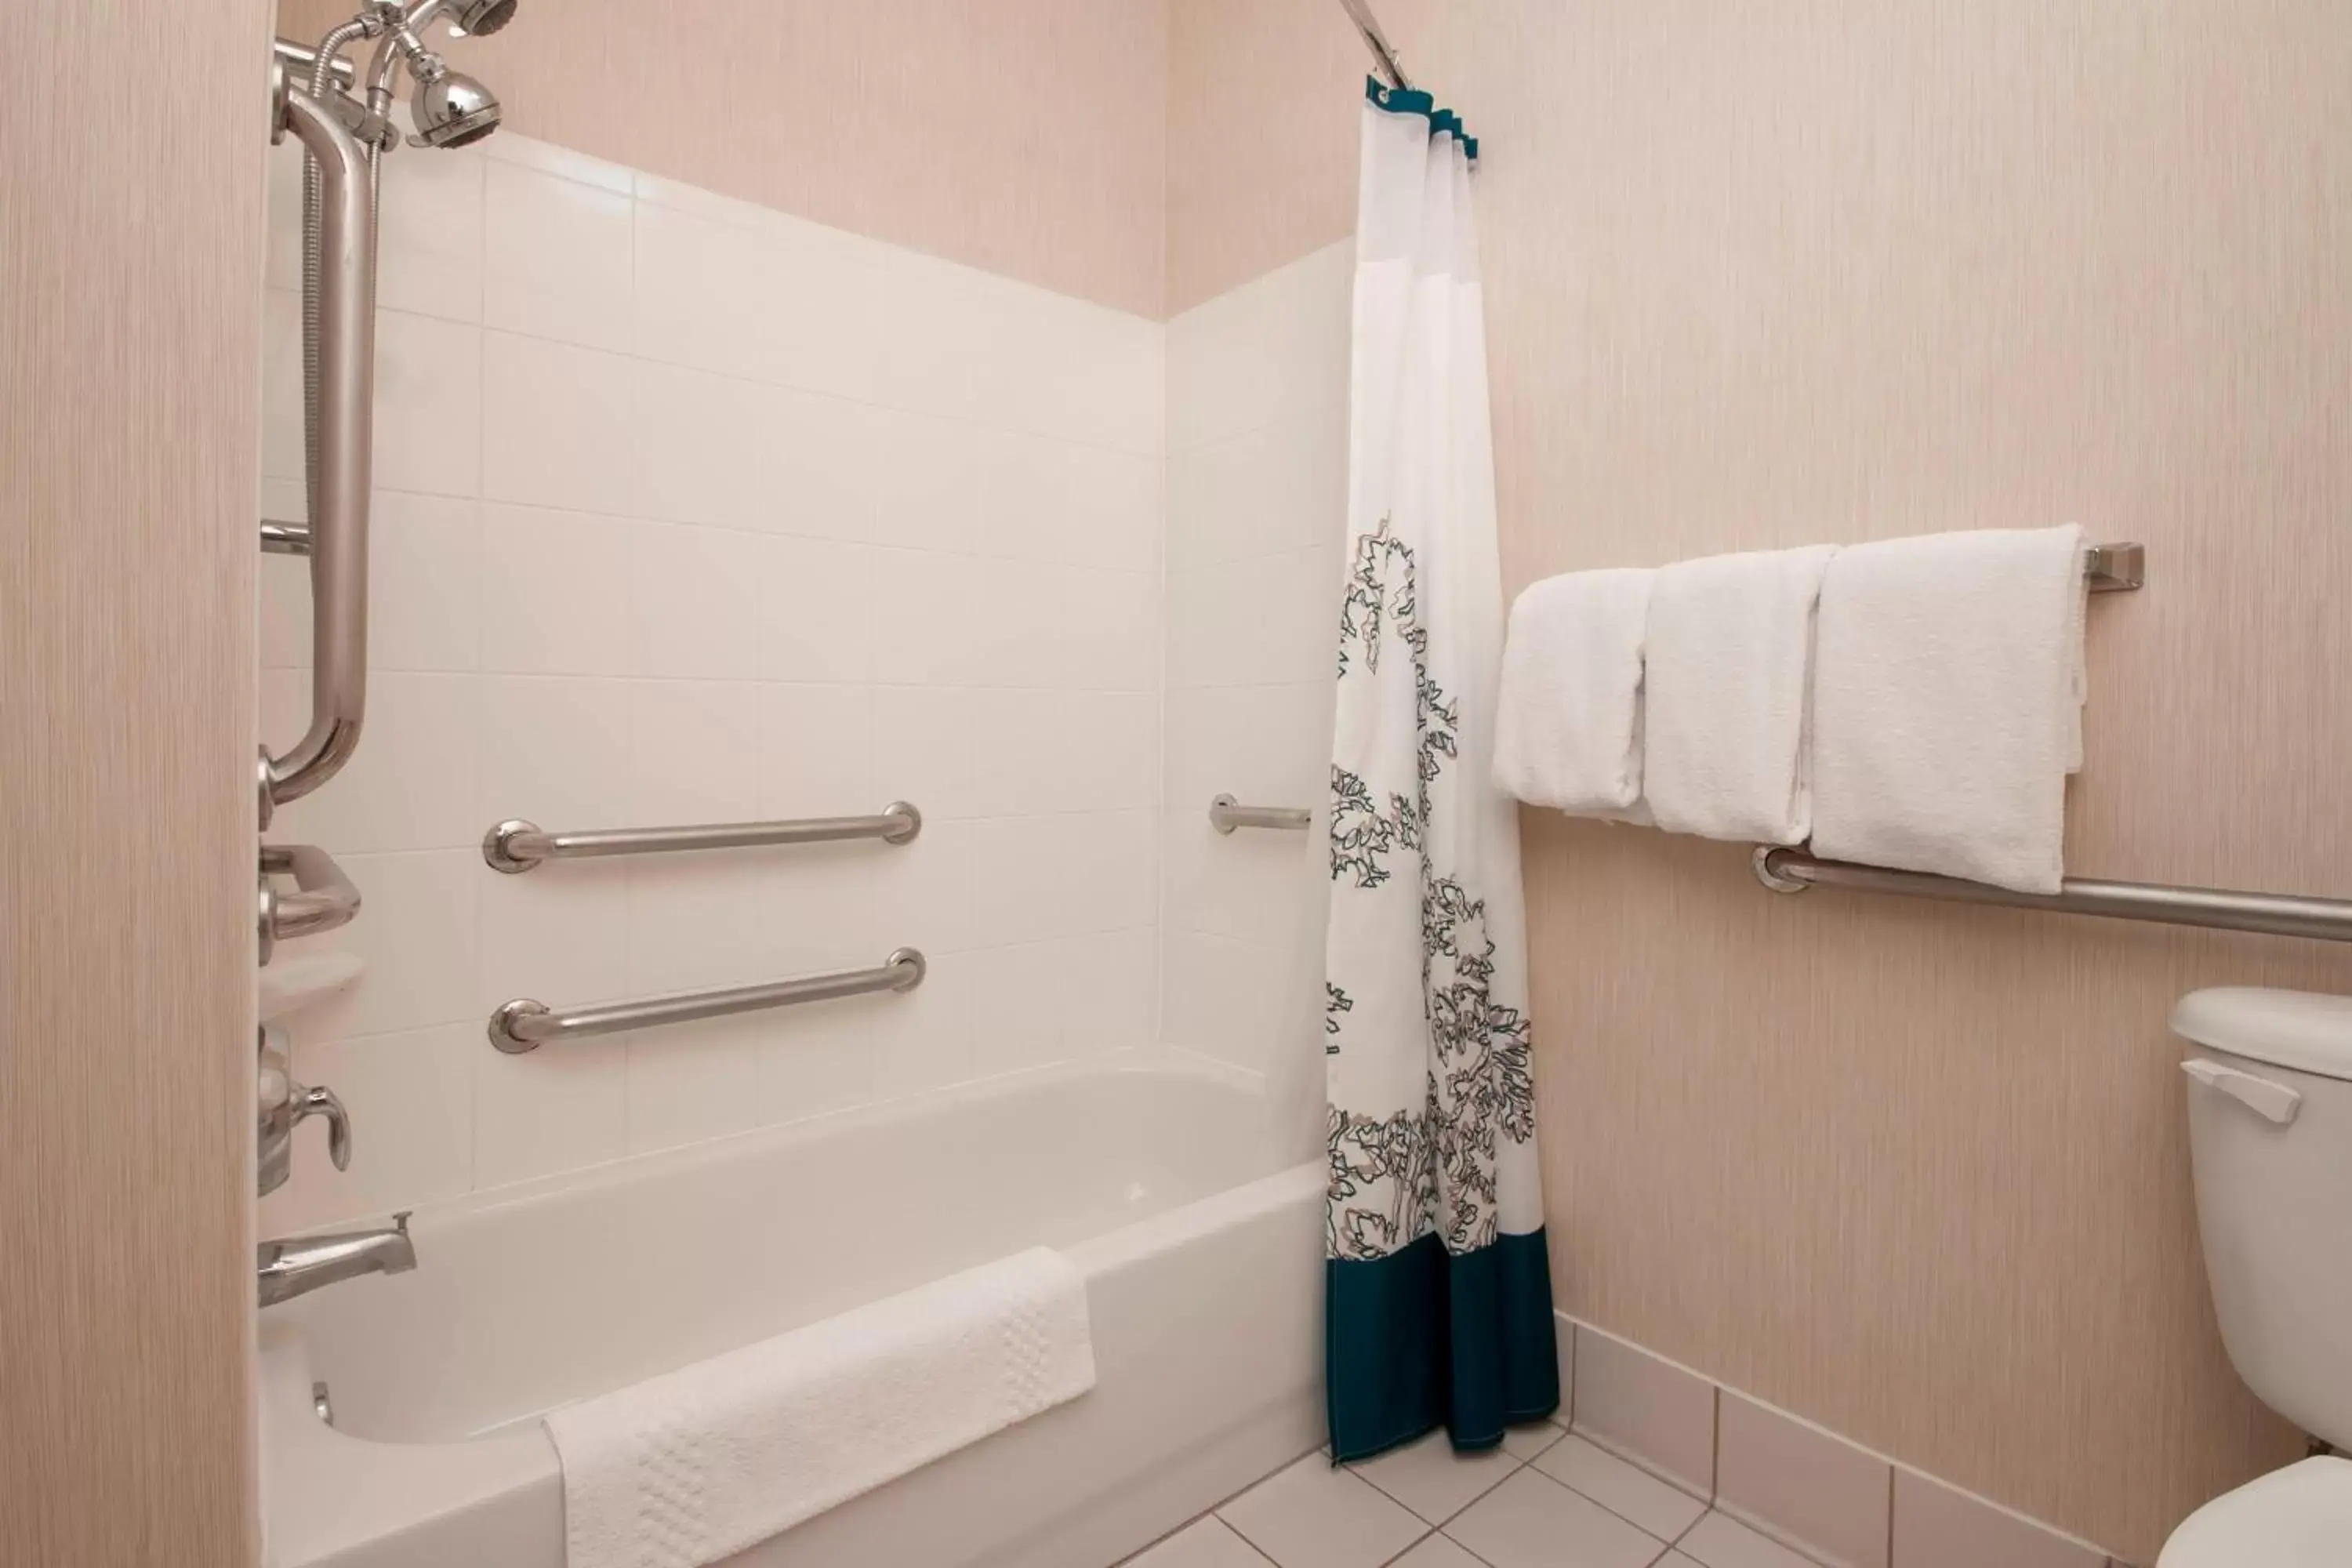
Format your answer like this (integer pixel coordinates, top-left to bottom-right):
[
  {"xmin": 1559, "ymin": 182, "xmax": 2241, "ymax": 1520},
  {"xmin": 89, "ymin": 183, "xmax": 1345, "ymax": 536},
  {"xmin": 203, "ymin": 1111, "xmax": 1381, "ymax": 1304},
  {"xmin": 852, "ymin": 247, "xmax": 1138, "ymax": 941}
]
[{"xmin": 258, "ymin": 951, "xmax": 365, "ymax": 1025}]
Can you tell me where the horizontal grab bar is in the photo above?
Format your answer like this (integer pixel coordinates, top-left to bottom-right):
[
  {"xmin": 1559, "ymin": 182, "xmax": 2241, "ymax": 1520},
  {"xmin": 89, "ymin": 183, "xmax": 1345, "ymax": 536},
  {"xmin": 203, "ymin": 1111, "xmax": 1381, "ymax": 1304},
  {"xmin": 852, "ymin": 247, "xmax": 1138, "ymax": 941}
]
[
  {"xmin": 484, "ymin": 804, "xmax": 922, "ymax": 873},
  {"xmin": 1752, "ymin": 845, "xmax": 2352, "ymax": 944},
  {"xmin": 258, "ymin": 844, "xmax": 363, "ymax": 966},
  {"xmin": 488, "ymin": 948, "xmax": 927, "ymax": 1053},
  {"xmin": 260, "ymin": 519, "xmax": 311, "ymax": 556},
  {"xmin": 1210, "ymin": 795, "xmax": 1312, "ymax": 834}
]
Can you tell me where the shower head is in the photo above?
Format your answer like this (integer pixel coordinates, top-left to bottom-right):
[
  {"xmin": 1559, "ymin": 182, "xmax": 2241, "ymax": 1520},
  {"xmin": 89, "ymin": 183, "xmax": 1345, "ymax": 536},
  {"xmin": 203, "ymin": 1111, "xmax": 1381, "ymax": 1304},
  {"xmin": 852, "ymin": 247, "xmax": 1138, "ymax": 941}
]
[
  {"xmin": 409, "ymin": 66, "xmax": 501, "ymax": 147},
  {"xmin": 448, "ymin": 0, "xmax": 517, "ymax": 37}
]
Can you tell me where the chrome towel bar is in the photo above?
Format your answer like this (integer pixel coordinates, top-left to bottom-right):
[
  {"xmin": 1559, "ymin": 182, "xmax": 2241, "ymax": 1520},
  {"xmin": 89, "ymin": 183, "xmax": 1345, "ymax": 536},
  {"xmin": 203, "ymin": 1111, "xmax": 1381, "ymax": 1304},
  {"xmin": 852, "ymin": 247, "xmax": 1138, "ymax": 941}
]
[
  {"xmin": 1210, "ymin": 796, "xmax": 1313, "ymax": 834},
  {"xmin": 489, "ymin": 949, "xmax": 927, "ymax": 1054},
  {"xmin": 1753, "ymin": 845, "xmax": 2352, "ymax": 944},
  {"xmin": 258, "ymin": 844, "xmax": 362, "ymax": 966},
  {"xmin": 484, "ymin": 804, "xmax": 922, "ymax": 873}
]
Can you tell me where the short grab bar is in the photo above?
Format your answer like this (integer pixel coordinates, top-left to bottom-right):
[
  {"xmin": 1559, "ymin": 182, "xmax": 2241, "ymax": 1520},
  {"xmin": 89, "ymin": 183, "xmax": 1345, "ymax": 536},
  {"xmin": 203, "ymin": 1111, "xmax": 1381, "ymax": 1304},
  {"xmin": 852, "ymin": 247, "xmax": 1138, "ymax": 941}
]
[
  {"xmin": 1753, "ymin": 845, "xmax": 2352, "ymax": 945},
  {"xmin": 1210, "ymin": 795, "xmax": 1312, "ymax": 834},
  {"xmin": 489, "ymin": 949, "xmax": 927, "ymax": 1053},
  {"xmin": 483, "ymin": 804, "xmax": 922, "ymax": 873},
  {"xmin": 258, "ymin": 844, "xmax": 363, "ymax": 966}
]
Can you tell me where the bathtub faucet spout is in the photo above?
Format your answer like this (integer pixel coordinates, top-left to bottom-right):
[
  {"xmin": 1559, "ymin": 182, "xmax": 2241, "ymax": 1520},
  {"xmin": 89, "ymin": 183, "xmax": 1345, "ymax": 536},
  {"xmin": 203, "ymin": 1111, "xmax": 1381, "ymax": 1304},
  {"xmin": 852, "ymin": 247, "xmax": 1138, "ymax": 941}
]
[{"xmin": 259, "ymin": 1211, "xmax": 416, "ymax": 1308}]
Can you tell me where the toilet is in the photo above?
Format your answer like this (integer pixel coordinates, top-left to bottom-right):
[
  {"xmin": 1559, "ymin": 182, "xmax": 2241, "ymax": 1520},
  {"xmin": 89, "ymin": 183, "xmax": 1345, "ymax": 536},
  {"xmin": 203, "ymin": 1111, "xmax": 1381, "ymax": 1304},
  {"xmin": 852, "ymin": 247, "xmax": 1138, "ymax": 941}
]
[{"xmin": 2160, "ymin": 988, "xmax": 2352, "ymax": 1564}]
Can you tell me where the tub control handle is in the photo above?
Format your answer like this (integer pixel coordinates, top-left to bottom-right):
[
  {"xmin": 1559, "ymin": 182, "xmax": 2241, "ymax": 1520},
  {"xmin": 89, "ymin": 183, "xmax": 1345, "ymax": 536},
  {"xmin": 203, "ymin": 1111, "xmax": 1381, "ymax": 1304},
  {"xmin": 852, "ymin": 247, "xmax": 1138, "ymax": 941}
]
[
  {"xmin": 295, "ymin": 1083, "xmax": 353, "ymax": 1171},
  {"xmin": 2181, "ymin": 1058, "xmax": 2302, "ymax": 1126}
]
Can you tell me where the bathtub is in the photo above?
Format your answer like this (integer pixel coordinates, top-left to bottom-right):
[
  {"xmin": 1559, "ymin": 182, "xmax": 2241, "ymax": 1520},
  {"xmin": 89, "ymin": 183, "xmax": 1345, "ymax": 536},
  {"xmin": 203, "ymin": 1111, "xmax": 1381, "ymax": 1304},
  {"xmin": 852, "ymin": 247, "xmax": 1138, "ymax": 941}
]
[{"xmin": 257, "ymin": 1051, "xmax": 1325, "ymax": 1567}]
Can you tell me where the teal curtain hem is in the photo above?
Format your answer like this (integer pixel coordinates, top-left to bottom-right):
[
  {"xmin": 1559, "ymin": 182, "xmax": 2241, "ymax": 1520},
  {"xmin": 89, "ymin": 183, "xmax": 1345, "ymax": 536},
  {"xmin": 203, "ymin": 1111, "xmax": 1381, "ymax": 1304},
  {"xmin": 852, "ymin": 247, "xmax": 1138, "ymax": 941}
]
[{"xmin": 1325, "ymin": 1227, "xmax": 1559, "ymax": 1464}]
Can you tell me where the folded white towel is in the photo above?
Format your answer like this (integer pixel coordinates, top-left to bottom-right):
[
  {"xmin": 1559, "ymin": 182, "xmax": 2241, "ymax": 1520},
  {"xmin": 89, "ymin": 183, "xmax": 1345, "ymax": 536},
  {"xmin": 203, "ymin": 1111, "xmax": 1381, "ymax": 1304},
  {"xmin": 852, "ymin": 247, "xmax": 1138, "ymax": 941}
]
[
  {"xmin": 1492, "ymin": 568, "xmax": 1654, "ymax": 817},
  {"xmin": 1642, "ymin": 545, "xmax": 1838, "ymax": 845},
  {"xmin": 1809, "ymin": 524, "xmax": 2089, "ymax": 894},
  {"xmin": 545, "ymin": 1248, "xmax": 1095, "ymax": 1568}
]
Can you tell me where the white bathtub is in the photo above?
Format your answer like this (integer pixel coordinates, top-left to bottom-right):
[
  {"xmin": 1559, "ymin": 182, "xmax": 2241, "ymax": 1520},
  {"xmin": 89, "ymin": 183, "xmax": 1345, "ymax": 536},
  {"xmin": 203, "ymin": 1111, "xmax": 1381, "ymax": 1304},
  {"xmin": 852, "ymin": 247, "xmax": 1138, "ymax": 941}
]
[{"xmin": 258, "ymin": 1051, "xmax": 1325, "ymax": 1567}]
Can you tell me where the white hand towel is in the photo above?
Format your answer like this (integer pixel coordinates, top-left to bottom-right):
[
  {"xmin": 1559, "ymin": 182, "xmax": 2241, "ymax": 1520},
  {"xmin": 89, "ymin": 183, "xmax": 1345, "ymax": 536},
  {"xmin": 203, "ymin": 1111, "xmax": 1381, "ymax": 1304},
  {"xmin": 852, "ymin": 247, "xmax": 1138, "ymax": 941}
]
[
  {"xmin": 545, "ymin": 1247, "xmax": 1094, "ymax": 1568},
  {"xmin": 1809, "ymin": 524, "xmax": 2089, "ymax": 895},
  {"xmin": 1491, "ymin": 568, "xmax": 1654, "ymax": 817},
  {"xmin": 1642, "ymin": 545, "xmax": 1838, "ymax": 845}
]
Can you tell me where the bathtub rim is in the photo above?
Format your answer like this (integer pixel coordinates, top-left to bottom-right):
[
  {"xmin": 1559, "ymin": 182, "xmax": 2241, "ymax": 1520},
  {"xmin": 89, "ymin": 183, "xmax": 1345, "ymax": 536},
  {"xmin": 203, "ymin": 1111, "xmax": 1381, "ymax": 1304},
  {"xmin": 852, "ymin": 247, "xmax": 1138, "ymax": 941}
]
[{"xmin": 268, "ymin": 1044, "xmax": 1272, "ymax": 1245}]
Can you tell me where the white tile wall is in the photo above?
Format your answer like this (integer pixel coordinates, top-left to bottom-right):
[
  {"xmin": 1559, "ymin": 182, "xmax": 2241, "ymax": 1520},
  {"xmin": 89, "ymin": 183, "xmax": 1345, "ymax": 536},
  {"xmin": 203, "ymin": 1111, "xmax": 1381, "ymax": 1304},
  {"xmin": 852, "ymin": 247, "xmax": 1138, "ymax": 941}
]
[
  {"xmin": 1159, "ymin": 242, "xmax": 1354, "ymax": 1086},
  {"xmin": 260, "ymin": 132, "xmax": 1164, "ymax": 1232}
]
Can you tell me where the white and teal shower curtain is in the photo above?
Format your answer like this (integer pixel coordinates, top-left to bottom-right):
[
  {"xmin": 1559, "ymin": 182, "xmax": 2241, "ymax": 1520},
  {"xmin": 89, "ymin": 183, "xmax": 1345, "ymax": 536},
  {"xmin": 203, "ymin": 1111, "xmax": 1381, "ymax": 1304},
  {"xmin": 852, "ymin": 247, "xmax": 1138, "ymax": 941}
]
[{"xmin": 1323, "ymin": 80, "xmax": 1556, "ymax": 1461}]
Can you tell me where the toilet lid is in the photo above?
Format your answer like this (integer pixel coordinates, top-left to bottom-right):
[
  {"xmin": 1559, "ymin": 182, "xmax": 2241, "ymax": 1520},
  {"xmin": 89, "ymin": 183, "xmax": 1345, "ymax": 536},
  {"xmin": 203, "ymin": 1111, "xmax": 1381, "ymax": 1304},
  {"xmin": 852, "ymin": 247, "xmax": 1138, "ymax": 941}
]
[{"xmin": 2158, "ymin": 1457, "xmax": 2352, "ymax": 1566}]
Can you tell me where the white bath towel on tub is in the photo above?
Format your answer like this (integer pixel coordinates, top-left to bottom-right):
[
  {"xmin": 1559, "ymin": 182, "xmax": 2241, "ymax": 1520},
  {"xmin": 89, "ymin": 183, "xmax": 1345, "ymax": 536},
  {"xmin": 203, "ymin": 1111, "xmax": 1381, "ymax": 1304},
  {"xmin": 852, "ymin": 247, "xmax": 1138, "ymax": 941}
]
[{"xmin": 544, "ymin": 1247, "xmax": 1095, "ymax": 1568}]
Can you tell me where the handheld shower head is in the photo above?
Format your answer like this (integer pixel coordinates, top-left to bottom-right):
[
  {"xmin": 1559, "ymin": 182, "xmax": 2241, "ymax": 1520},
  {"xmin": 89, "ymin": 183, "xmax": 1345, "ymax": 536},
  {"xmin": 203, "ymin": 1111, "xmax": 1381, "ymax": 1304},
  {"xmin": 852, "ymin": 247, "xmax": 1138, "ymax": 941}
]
[
  {"xmin": 409, "ymin": 67, "xmax": 501, "ymax": 147},
  {"xmin": 449, "ymin": 0, "xmax": 517, "ymax": 37}
]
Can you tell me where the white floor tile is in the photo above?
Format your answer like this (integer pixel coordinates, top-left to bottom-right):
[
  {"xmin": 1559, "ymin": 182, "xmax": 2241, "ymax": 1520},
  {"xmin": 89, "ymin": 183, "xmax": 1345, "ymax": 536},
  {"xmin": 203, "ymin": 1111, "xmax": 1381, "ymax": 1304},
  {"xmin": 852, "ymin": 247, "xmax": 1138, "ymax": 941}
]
[
  {"xmin": 1444, "ymin": 1469, "xmax": 1668, "ymax": 1568},
  {"xmin": 1349, "ymin": 1428, "xmax": 1523, "ymax": 1525},
  {"xmin": 1658, "ymin": 1557, "xmax": 1706, "ymax": 1567},
  {"xmin": 1535, "ymin": 1434, "xmax": 1709, "ymax": 1542},
  {"xmin": 1677, "ymin": 1511, "xmax": 1819, "ymax": 1568},
  {"xmin": 1392, "ymin": 1536, "xmax": 1490, "ymax": 1568},
  {"xmin": 1123, "ymin": 1515, "xmax": 1278, "ymax": 1567},
  {"xmin": 1500, "ymin": 1420, "xmax": 1568, "ymax": 1463},
  {"xmin": 1218, "ymin": 1453, "xmax": 1429, "ymax": 1568}
]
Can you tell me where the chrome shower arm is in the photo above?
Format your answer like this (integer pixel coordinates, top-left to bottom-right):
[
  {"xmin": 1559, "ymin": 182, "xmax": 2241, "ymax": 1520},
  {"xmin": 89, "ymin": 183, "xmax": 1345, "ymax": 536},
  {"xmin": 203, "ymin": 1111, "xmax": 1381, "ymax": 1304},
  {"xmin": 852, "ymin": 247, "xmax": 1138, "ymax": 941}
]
[
  {"xmin": 365, "ymin": 3, "xmax": 440, "ymax": 108},
  {"xmin": 267, "ymin": 82, "xmax": 376, "ymax": 819}
]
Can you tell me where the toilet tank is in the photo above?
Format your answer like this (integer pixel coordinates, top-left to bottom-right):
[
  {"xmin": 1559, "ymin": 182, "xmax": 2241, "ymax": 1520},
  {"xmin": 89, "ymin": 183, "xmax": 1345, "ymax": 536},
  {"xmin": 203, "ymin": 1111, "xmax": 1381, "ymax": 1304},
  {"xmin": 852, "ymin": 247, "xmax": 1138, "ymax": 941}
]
[{"xmin": 2176, "ymin": 988, "xmax": 2352, "ymax": 1449}]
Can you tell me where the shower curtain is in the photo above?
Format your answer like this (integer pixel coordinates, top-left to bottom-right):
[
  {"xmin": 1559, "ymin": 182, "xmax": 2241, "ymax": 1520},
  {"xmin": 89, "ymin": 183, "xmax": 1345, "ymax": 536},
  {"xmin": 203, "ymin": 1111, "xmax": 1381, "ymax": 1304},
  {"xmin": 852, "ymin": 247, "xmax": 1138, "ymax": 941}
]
[{"xmin": 1322, "ymin": 80, "xmax": 1557, "ymax": 1461}]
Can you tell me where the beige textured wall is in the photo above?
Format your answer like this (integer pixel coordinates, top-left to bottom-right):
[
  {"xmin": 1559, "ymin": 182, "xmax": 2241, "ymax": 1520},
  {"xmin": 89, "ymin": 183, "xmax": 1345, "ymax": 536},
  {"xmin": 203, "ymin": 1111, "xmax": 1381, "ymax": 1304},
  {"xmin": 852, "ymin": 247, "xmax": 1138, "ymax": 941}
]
[
  {"xmin": 279, "ymin": 0, "xmax": 1170, "ymax": 316},
  {"xmin": 0, "ymin": 1, "xmax": 268, "ymax": 1562},
  {"xmin": 1171, "ymin": 0, "xmax": 2350, "ymax": 1559}
]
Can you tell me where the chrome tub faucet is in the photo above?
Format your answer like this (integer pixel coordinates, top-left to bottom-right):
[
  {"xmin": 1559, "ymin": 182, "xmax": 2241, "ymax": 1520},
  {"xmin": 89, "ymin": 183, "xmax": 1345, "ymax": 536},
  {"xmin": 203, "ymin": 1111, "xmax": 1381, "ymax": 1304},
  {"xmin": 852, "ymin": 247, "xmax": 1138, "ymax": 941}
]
[
  {"xmin": 256, "ymin": 1026, "xmax": 419, "ymax": 1305},
  {"xmin": 258, "ymin": 1211, "xmax": 416, "ymax": 1308}
]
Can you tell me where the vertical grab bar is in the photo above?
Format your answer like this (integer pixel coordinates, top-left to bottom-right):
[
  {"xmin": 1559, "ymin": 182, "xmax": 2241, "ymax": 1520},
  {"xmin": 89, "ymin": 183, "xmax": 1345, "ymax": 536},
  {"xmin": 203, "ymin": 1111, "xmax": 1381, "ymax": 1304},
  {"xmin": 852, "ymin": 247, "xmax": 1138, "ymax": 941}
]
[{"xmin": 263, "ymin": 78, "xmax": 376, "ymax": 824}]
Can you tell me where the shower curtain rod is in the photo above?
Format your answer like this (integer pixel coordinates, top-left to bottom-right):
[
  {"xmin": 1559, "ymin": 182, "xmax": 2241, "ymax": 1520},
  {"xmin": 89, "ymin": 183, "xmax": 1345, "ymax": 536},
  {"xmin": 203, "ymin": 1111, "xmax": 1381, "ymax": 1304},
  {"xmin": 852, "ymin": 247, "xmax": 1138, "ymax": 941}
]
[{"xmin": 1337, "ymin": 0, "xmax": 1413, "ymax": 92}]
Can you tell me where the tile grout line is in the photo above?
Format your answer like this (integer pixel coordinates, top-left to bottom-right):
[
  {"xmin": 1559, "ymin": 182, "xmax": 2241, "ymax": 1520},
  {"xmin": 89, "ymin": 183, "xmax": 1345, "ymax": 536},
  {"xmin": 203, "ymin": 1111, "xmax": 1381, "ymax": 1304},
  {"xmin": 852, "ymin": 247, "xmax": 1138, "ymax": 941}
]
[
  {"xmin": 1351, "ymin": 1443, "xmax": 1527, "ymax": 1535},
  {"xmin": 1516, "ymin": 1446, "xmax": 1696, "ymax": 1555},
  {"xmin": 1365, "ymin": 1523, "xmax": 1435, "ymax": 1568},
  {"xmin": 1433, "ymin": 1526, "xmax": 1501, "ymax": 1568},
  {"xmin": 1164, "ymin": 1442, "xmax": 1330, "ymax": 1556},
  {"xmin": 466, "ymin": 147, "xmax": 492, "ymax": 1189}
]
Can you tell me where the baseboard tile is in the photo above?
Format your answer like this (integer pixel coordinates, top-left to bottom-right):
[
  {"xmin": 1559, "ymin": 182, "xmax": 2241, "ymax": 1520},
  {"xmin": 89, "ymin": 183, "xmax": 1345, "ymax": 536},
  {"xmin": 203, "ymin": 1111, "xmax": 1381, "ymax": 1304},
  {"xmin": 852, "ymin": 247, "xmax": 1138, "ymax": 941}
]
[{"xmin": 1554, "ymin": 1310, "xmax": 2122, "ymax": 1567}]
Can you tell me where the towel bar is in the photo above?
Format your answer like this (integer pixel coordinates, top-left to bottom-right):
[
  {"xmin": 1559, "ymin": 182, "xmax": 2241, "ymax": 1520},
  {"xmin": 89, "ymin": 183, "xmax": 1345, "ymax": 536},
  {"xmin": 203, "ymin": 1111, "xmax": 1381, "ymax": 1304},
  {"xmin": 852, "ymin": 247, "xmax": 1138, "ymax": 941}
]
[
  {"xmin": 1753, "ymin": 846, "xmax": 2352, "ymax": 944},
  {"xmin": 484, "ymin": 804, "xmax": 921, "ymax": 873},
  {"xmin": 1210, "ymin": 796, "xmax": 1312, "ymax": 833},
  {"xmin": 489, "ymin": 949, "xmax": 927, "ymax": 1053}
]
